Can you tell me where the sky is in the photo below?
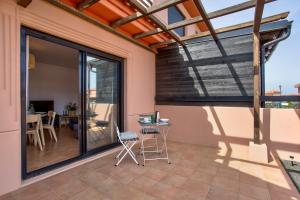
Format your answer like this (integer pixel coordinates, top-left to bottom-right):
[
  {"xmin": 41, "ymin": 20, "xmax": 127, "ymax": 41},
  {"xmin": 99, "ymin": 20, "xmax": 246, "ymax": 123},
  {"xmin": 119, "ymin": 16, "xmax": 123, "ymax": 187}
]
[{"xmin": 202, "ymin": 0, "xmax": 300, "ymax": 95}]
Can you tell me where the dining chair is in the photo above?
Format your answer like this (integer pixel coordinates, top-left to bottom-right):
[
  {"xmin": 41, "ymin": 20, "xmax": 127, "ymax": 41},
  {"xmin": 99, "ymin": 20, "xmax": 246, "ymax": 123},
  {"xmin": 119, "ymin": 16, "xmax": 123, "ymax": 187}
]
[
  {"xmin": 43, "ymin": 111, "xmax": 58, "ymax": 142},
  {"xmin": 114, "ymin": 122, "xmax": 139, "ymax": 166},
  {"xmin": 26, "ymin": 114, "xmax": 43, "ymax": 151}
]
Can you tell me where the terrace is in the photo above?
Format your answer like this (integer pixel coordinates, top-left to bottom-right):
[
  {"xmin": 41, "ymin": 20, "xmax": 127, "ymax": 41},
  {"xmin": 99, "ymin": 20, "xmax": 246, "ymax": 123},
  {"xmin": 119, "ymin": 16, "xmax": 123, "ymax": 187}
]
[
  {"xmin": 0, "ymin": 0, "xmax": 299, "ymax": 199},
  {"xmin": 1, "ymin": 142, "xmax": 300, "ymax": 200}
]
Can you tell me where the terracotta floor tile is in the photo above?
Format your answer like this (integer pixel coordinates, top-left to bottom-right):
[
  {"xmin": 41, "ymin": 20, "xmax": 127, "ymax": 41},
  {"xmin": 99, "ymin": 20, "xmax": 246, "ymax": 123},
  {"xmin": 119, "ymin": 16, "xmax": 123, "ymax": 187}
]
[
  {"xmin": 79, "ymin": 171, "xmax": 110, "ymax": 189},
  {"xmin": 51, "ymin": 179, "xmax": 89, "ymax": 199},
  {"xmin": 2, "ymin": 141, "xmax": 300, "ymax": 200},
  {"xmin": 239, "ymin": 195, "xmax": 257, "ymax": 200},
  {"xmin": 212, "ymin": 176, "xmax": 239, "ymax": 193},
  {"xmin": 197, "ymin": 163, "xmax": 218, "ymax": 175},
  {"xmin": 142, "ymin": 167, "xmax": 167, "ymax": 181},
  {"xmin": 190, "ymin": 170, "xmax": 214, "ymax": 184},
  {"xmin": 239, "ymin": 173, "xmax": 268, "ymax": 188},
  {"xmin": 128, "ymin": 175, "xmax": 158, "ymax": 191},
  {"xmin": 216, "ymin": 167, "xmax": 239, "ymax": 180},
  {"xmin": 268, "ymin": 183, "xmax": 300, "ymax": 200},
  {"xmin": 145, "ymin": 182, "xmax": 179, "ymax": 200},
  {"xmin": 0, "ymin": 194, "xmax": 16, "ymax": 200},
  {"xmin": 181, "ymin": 178, "xmax": 210, "ymax": 198},
  {"xmin": 207, "ymin": 185, "xmax": 239, "ymax": 200},
  {"xmin": 160, "ymin": 174, "xmax": 187, "ymax": 187},
  {"xmin": 11, "ymin": 182, "xmax": 53, "ymax": 200},
  {"xmin": 269, "ymin": 189, "xmax": 300, "ymax": 200},
  {"xmin": 239, "ymin": 182, "xmax": 271, "ymax": 200},
  {"xmin": 67, "ymin": 188, "xmax": 110, "ymax": 200}
]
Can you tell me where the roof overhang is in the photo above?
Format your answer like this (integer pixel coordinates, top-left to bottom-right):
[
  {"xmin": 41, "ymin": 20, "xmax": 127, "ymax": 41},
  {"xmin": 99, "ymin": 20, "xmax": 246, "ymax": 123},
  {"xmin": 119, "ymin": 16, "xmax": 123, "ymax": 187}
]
[{"xmin": 19, "ymin": 0, "xmax": 291, "ymax": 54}]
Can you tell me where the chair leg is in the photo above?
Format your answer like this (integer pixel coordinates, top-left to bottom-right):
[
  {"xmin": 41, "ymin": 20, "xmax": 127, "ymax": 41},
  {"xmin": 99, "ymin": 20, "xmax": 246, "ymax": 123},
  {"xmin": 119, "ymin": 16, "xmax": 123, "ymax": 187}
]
[
  {"xmin": 51, "ymin": 127, "xmax": 58, "ymax": 142},
  {"xmin": 34, "ymin": 134, "xmax": 37, "ymax": 146},
  {"xmin": 116, "ymin": 141, "xmax": 137, "ymax": 159},
  {"xmin": 116, "ymin": 142, "xmax": 127, "ymax": 159},
  {"xmin": 155, "ymin": 135, "xmax": 159, "ymax": 152},
  {"xmin": 36, "ymin": 132, "xmax": 43, "ymax": 151},
  {"xmin": 141, "ymin": 134, "xmax": 146, "ymax": 166},
  {"xmin": 40, "ymin": 127, "xmax": 45, "ymax": 146},
  {"xmin": 115, "ymin": 141, "xmax": 138, "ymax": 166},
  {"xmin": 48, "ymin": 129, "xmax": 53, "ymax": 140}
]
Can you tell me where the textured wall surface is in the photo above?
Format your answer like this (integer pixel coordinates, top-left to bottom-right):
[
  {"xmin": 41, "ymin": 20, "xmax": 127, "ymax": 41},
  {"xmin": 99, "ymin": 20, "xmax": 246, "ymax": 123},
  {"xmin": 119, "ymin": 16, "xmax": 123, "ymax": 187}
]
[
  {"xmin": 0, "ymin": 0, "xmax": 155, "ymax": 195},
  {"xmin": 156, "ymin": 105, "xmax": 300, "ymax": 160}
]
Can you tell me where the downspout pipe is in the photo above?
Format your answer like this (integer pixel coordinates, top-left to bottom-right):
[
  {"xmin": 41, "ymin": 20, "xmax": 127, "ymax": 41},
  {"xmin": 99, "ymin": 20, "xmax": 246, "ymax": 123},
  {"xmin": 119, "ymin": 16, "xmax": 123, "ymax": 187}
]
[{"xmin": 261, "ymin": 23, "xmax": 292, "ymax": 97}]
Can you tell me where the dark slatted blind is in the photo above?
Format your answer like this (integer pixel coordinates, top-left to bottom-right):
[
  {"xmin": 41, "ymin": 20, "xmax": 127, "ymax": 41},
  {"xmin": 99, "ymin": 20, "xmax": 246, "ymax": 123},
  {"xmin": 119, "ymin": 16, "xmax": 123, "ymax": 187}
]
[{"xmin": 156, "ymin": 35, "xmax": 254, "ymax": 103}]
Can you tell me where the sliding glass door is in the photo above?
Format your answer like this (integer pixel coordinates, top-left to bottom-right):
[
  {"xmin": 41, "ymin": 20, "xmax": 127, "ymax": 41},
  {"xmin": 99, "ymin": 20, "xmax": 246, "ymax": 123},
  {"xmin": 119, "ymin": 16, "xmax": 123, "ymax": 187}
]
[
  {"xmin": 21, "ymin": 27, "xmax": 123, "ymax": 179},
  {"xmin": 86, "ymin": 55, "xmax": 121, "ymax": 151}
]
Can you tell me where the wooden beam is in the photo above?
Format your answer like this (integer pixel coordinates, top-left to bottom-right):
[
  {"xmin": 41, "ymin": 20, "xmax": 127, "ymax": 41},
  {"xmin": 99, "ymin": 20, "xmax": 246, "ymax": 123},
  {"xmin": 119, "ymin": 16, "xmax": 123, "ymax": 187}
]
[
  {"xmin": 253, "ymin": 0, "xmax": 265, "ymax": 144},
  {"xmin": 253, "ymin": 32, "xmax": 261, "ymax": 144},
  {"xmin": 17, "ymin": 0, "xmax": 32, "ymax": 7},
  {"xmin": 44, "ymin": 0, "xmax": 156, "ymax": 53},
  {"xmin": 128, "ymin": 0, "xmax": 184, "ymax": 46},
  {"xmin": 209, "ymin": 0, "xmax": 273, "ymax": 19},
  {"xmin": 134, "ymin": 0, "xmax": 276, "ymax": 40},
  {"xmin": 253, "ymin": 0, "xmax": 265, "ymax": 33},
  {"xmin": 77, "ymin": 0, "xmax": 99, "ymax": 11},
  {"xmin": 111, "ymin": 0, "xmax": 187, "ymax": 28},
  {"xmin": 192, "ymin": 0, "xmax": 218, "ymax": 43},
  {"xmin": 150, "ymin": 12, "xmax": 289, "ymax": 48},
  {"xmin": 181, "ymin": 12, "xmax": 289, "ymax": 41}
]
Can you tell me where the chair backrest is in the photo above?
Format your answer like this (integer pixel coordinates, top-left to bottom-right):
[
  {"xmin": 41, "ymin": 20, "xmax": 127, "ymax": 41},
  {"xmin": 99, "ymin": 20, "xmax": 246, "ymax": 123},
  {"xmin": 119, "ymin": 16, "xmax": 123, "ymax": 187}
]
[
  {"xmin": 47, "ymin": 111, "xmax": 56, "ymax": 126},
  {"xmin": 26, "ymin": 114, "xmax": 41, "ymax": 131},
  {"xmin": 114, "ymin": 122, "xmax": 121, "ymax": 138},
  {"xmin": 26, "ymin": 114, "xmax": 39, "ymax": 123}
]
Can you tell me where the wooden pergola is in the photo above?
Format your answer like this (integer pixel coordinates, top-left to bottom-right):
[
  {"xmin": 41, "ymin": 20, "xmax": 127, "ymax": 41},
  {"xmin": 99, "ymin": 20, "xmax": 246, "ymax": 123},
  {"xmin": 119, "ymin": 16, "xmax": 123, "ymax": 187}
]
[{"xmin": 18, "ymin": 0, "xmax": 290, "ymax": 144}]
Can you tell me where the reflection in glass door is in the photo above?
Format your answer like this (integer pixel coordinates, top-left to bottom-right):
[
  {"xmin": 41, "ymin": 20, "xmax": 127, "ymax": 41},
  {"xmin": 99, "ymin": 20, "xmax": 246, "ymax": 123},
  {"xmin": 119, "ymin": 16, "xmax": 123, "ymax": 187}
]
[{"xmin": 86, "ymin": 55, "xmax": 120, "ymax": 151}]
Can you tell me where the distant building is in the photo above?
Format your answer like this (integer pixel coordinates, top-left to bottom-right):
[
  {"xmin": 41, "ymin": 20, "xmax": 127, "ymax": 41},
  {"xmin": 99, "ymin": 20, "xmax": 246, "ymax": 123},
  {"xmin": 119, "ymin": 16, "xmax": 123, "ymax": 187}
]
[
  {"xmin": 266, "ymin": 90, "xmax": 281, "ymax": 96},
  {"xmin": 295, "ymin": 83, "xmax": 300, "ymax": 95}
]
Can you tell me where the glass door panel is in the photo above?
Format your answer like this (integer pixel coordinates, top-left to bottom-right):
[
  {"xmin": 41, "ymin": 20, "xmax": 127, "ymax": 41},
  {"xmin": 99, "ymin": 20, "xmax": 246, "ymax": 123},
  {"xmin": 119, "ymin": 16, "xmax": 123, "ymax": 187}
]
[
  {"xmin": 86, "ymin": 55, "xmax": 120, "ymax": 151},
  {"xmin": 25, "ymin": 35, "xmax": 81, "ymax": 173}
]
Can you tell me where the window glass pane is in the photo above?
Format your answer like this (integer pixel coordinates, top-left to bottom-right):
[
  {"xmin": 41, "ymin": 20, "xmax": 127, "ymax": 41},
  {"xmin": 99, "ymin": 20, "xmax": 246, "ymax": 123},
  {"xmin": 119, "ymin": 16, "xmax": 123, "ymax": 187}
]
[
  {"xmin": 168, "ymin": 6, "xmax": 185, "ymax": 36},
  {"xmin": 26, "ymin": 36, "xmax": 81, "ymax": 172},
  {"xmin": 86, "ymin": 55, "xmax": 120, "ymax": 151}
]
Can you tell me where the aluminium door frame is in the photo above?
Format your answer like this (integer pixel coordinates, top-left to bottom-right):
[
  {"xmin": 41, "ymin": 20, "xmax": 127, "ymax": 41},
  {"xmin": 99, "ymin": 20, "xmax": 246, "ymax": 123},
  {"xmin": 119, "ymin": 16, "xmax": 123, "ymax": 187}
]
[{"xmin": 20, "ymin": 26, "xmax": 124, "ymax": 179}]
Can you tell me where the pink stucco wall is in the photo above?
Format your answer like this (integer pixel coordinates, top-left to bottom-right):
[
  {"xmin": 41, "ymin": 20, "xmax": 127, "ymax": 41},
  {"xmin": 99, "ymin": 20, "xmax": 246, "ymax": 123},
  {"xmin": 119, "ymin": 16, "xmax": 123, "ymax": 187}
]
[
  {"xmin": 156, "ymin": 105, "xmax": 300, "ymax": 160},
  {"xmin": 0, "ymin": 0, "xmax": 155, "ymax": 195}
]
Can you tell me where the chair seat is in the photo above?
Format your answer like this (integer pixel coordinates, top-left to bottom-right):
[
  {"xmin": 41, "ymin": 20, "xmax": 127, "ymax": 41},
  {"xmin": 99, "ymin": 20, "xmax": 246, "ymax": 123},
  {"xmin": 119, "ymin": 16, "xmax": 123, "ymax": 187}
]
[
  {"xmin": 43, "ymin": 124, "xmax": 51, "ymax": 129},
  {"xmin": 95, "ymin": 120, "xmax": 109, "ymax": 127},
  {"xmin": 141, "ymin": 128, "xmax": 160, "ymax": 134},
  {"xmin": 120, "ymin": 131, "xmax": 139, "ymax": 141},
  {"xmin": 26, "ymin": 130, "xmax": 37, "ymax": 135}
]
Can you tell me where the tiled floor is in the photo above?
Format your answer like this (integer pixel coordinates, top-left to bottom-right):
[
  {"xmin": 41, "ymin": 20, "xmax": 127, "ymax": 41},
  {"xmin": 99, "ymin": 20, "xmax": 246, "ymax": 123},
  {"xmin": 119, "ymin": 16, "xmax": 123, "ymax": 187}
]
[{"xmin": 1, "ymin": 141, "xmax": 299, "ymax": 200}]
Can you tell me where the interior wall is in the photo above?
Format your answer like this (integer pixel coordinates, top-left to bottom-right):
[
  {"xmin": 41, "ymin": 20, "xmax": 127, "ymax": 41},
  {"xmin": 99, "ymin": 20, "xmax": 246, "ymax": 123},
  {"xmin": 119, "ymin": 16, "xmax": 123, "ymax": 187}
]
[
  {"xmin": 156, "ymin": 105, "xmax": 300, "ymax": 160},
  {"xmin": 28, "ymin": 63, "xmax": 79, "ymax": 114},
  {"xmin": 0, "ymin": 0, "xmax": 155, "ymax": 195}
]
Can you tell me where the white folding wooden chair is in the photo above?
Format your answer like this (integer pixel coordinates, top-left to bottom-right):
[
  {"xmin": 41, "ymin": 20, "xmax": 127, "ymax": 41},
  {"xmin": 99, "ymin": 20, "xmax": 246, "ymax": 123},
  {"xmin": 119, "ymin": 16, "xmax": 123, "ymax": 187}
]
[
  {"xmin": 26, "ymin": 114, "xmax": 43, "ymax": 151},
  {"xmin": 114, "ymin": 123, "xmax": 139, "ymax": 166},
  {"xmin": 43, "ymin": 111, "xmax": 58, "ymax": 142}
]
